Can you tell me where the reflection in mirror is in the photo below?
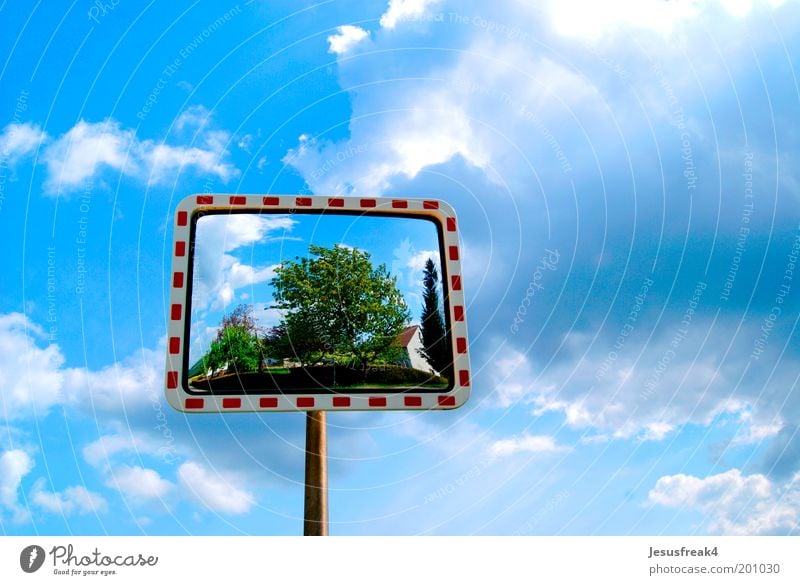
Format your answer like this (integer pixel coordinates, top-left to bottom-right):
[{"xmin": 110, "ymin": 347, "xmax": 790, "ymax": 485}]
[{"xmin": 186, "ymin": 212, "xmax": 453, "ymax": 394}]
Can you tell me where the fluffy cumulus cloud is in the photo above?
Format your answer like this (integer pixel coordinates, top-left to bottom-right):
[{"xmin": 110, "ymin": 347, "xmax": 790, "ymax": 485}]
[
  {"xmin": 283, "ymin": 91, "xmax": 492, "ymax": 194},
  {"xmin": 0, "ymin": 313, "xmax": 67, "ymax": 418},
  {"xmin": 648, "ymin": 469, "xmax": 800, "ymax": 535},
  {"xmin": 82, "ymin": 432, "xmax": 169, "ymax": 468},
  {"xmin": 0, "ymin": 312, "xmax": 164, "ymax": 420},
  {"xmin": 0, "ymin": 122, "xmax": 48, "ymax": 165},
  {"xmin": 0, "ymin": 449, "xmax": 34, "ymax": 523},
  {"xmin": 61, "ymin": 345, "xmax": 164, "ymax": 415},
  {"xmin": 30, "ymin": 480, "xmax": 108, "ymax": 516},
  {"xmin": 41, "ymin": 107, "xmax": 238, "ymax": 193},
  {"xmin": 104, "ymin": 465, "xmax": 174, "ymax": 503},
  {"xmin": 491, "ymin": 321, "xmax": 800, "ymax": 443},
  {"xmin": 544, "ymin": 0, "xmax": 788, "ymax": 39},
  {"xmin": 327, "ymin": 25, "xmax": 369, "ymax": 54},
  {"xmin": 488, "ymin": 433, "xmax": 570, "ymax": 457},
  {"xmin": 177, "ymin": 461, "xmax": 256, "ymax": 515},
  {"xmin": 380, "ymin": 0, "xmax": 442, "ymax": 29}
]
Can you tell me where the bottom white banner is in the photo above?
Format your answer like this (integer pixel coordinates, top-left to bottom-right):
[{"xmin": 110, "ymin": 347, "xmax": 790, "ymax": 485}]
[{"xmin": 1, "ymin": 537, "xmax": 797, "ymax": 584}]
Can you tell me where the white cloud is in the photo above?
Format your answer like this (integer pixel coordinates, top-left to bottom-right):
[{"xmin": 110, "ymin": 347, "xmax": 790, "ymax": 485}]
[
  {"xmin": 285, "ymin": 91, "xmax": 490, "ymax": 194},
  {"xmin": 105, "ymin": 465, "xmax": 174, "ymax": 502},
  {"xmin": 491, "ymin": 346, "xmax": 541, "ymax": 408},
  {"xmin": 640, "ymin": 422, "xmax": 674, "ymax": 442},
  {"xmin": 328, "ymin": 25, "xmax": 369, "ymax": 54},
  {"xmin": 237, "ymin": 133, "xmax": 255, "ymax": 153},
  {"xmin": 0, "ymin": 312, "xmax": 164, "ymax": 420},
  {"xmin": 488, "ymin": 433, "xmax": 570, "ymax": 457},
  {"xmin": 42, "ymin": 119, "xmax": 136, "ymax": 189},
  {"xmin": 177, "ymin": 461, "xmax": 255, "ymax": 514},
  {"xmin": 546, "ymin": 0, "xmax": 701, "ymax": 39},
  {"xmin": 61, "ymin": 345, "xmax": 164, "ymax": 414},
  {"xmin": 285, "ymin": 31, "xmax": 596, "ymax": 196},
  {"xmin": 285, "ymin": 0, "xmax": 793, "ymax": 203},
  {"xmin": 30, "ymin": 480, "xmax": 107, "ymax": 516},
  {"xmin": 0, "ymin": 449, "xmax": 33, "ymax": 522},
  {"xmin": 174, "ymin": 105, "xmax": 211, "ymax": 131},
  {"xmin": 0, "ymin": 122, "xmax": 48, "ymax": 165},
  {"xmin": 407, "ymin": 249, "xmax": 440, "ymax": 272},
  {"xmin": 227, "ymin": 262, "xmax": 278, "ymax": 290},
  {"xmin": 544, "ymin": 0, "xmax": 786, "ymax": 40},
  {"xmin": 380, "ymin": 0, "xmax": 441, "ymax": 29},
  {"xmin": 731, "ymin": 413, "xmax": 783, "ymax": 445},
  {"xmin": 491, "ymin": 321, "xmax": 800, "ymax": 444},
  {"xmin": 82, "ymin": 432, "xmax": 168, "ymax": 468},
  {"xmin": 648, "ymin": 469, "xmax": 800, "ymax": 535},
  {"xmin": 143, "ymin": 139, "xmax": 237, "ymax": 185},
  {"xmin": 0, "ymin": 313, "xmax": 67, "ymax": 418},
  {"xmin": 41, "ymin": 113, "xmax": 238, "ymax": 193}
]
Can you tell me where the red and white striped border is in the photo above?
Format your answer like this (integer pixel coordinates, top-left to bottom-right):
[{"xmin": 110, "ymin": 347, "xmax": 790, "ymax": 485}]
[{"xmin": 165, "ymin": 194, "xmax": 470, "ymax": 413}]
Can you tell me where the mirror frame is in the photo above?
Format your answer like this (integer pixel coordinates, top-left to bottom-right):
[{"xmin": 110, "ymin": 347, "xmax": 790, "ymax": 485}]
[{"xmin": 164, "ymin": 194, "xmax": 470, "ymax": 413}]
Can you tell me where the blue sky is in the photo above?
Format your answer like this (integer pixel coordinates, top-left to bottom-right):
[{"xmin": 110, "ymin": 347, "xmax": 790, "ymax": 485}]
[{"xmin": 1, "ymin": 0, "xmax": 799, "ymax": 535}]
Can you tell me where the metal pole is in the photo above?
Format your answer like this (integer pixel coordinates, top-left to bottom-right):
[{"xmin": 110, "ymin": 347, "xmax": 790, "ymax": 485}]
[{"xmin": 303, "ymin": 410, "xmax": 328, "ymax": 536}]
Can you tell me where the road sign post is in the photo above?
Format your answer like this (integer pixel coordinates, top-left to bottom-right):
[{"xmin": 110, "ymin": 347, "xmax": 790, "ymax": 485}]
[{"xmin": 303, "ymin": 411, "xmax": 328, "ymax": 535}]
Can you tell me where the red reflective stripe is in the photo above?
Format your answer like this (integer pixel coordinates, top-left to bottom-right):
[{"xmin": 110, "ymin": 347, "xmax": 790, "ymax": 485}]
[
  {"xmin": 197, "ymin": 195, "xmax": 213, "ymax": 204},
  {"xmin": 296, "ymin": 197, "xmax": 312, "ymax": 207},
  {"xmin": 175, "ymin": 241, "xmax": 186, "ymax": 257},
  {"xmin": 263, "ymin": 196, "xmax": 280, "ymax": 205},
  {"xmin": 170, "ymin": 304, "xmax": 182, "ymax": 320},
  {"xmin": 166, "ymin": 371, "xmax": 179, "ymax": 389},
  {"xmin": 423, "ymin": 200, "xmax": 439, "ymax": 210},
  {"xmin": 185, "ymin": 398, "xmax": 204, "ymax": 409},
  {"xmin": 459, "ymin": 370, "xmax": 470, "ymax": 387},
  {"xmin": 222, "ymin": 398, "xmax": 241, "ymax": 408},
  {"xmin": 449, "ymin": 246, "xmax": 459, "ymax": 261},
  {"xmin": 404, "ymin": 396, "xmax": 422, "ymax": 407},
  {"xmin": 230, "ymin": 196, "xmax": 246, "ymax": 205},
  {"xmin": 391, "ymin": 200, "xmax": 408, "ymax": 208},
  {"xmin": 360, "ymin": 199, "xmax": 377, "ymax": 208},
  {"xmin": 297, "ymin": 397, "xmax": 315, "ymax": 408},
  {"xmin": 169, "ymin": 337, "xmax": 181, "ymax": 354},
  {"xmin": 456, "ymin": 337, "xmax": 467, "ymax": 353},
  {"xmin": 446, "ymin": 217, "xmax": 456, "ymax": 231},
  {"xmin": 328, "ymin": 198, "xmax": 344, "ymax": 207},
  {"xmin": 438, "ymin": 396, "xmax": 456, "ymax": 407},
  {"xmin": 453, "ymin": 305, "xmax": 464, "ymax": 321},
  {"xmin": 451, "ymin": 275, "xmax": 462, "ymax": 290},
  {"xmin": 260, "ymin": 397, "xmax": 278, "ymax": 408},
  {"xmin": 173, "ymin": 272, "xmax": 184, "ymax": 288},
  {"xmin": 332, "ymin": 396, "xmax": 350, "ymax": 407},
  {"xmin": 369, "ymin": 397, "xmax": 387, "ymax": 407},
  {"xmin": 177, "ymin": 211, "xmax": 188, "ymax": 226}
]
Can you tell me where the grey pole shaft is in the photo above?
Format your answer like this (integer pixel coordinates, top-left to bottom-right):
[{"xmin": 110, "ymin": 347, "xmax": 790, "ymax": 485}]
[{"xmin": 303, "ymin": 410, "xmax": 328, "ymax": 536}]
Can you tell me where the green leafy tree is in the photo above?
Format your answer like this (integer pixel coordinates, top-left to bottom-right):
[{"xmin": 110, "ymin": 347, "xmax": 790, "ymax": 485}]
[
  {"xmin": 418, "ymin": 258, "xmax": 449, "ymax": 374},
  {"xmin": 262, "ymin": 321, "xmax": 327, "ymax": 367},
  {"xmin": 202, "ymin": 304, "xmax": 263, "ymax": 376},
  {"xmin": 271, "ymin": 244, "xmax": 411, "ymax": 372}
]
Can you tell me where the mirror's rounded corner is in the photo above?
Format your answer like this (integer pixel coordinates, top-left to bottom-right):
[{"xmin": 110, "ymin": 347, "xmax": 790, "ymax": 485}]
[
  {"xmin": 164, "ymin": 386, "xmax": 187, "ymax": 412},
  {"xmin": 176, "ymin": 193, "xmax": 202, "ymax": 210},
  {"xmin": 433, "ymin": 198, "xmax": 457, "ymax": 218}
]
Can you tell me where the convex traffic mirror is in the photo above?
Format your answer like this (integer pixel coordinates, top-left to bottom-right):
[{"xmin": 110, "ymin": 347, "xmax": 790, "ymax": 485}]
[{"xmin": 165, "ymin": 195, "xmax": 470, "ymax": 413}]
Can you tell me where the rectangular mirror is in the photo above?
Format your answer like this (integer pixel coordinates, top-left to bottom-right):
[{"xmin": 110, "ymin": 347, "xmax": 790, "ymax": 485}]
[{"xmin": 165, "ymin": 195, "xmax": 470, "ymax": 412}]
